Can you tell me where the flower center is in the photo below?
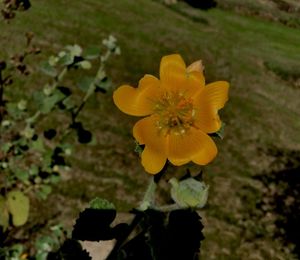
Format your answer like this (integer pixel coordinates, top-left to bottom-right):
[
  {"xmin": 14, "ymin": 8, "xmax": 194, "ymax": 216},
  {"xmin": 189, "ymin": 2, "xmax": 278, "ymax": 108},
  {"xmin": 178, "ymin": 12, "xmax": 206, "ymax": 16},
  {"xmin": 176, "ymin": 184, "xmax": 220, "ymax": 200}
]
[{"xmin": 154, "ymin": 92, "xmax": 195, "ymax": 135}]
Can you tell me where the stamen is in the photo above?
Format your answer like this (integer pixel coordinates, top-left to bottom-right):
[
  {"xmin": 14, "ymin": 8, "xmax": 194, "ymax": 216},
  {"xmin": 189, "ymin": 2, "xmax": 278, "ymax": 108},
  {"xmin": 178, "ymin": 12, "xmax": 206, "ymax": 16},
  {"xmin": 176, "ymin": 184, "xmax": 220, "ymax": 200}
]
[{"xmin": 154, "ymin": 91, "xmax": 195, "ymax": 135}]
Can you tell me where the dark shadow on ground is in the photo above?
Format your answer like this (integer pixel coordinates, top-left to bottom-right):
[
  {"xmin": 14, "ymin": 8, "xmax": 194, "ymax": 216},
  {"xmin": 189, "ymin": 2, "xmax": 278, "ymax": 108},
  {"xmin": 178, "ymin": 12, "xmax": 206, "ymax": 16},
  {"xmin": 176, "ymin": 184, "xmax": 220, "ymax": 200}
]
[{"xmin": 255, "ymin": 146, "xmax": 300, "ymax": 257}]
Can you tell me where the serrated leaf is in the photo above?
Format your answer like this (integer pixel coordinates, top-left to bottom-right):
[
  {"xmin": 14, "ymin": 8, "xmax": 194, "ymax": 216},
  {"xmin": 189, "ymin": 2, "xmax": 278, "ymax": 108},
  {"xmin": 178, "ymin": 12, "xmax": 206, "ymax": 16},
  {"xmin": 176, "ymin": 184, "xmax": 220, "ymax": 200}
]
[
  {"xmin": 40, "ymin": 62, "xmax": 57, "ymax": 77},
  {"xmin": 0, "ymin": 196, "xmax": 9, "ymax": 231},
  {"xmin": 77, "ymin": 77, "xmax": 94, "ymax": 92},
  {"xmin": 89, "ymin": 198, "xmax": 115, "ymax": 210},
  {"xmin": 7, "ymin": 191, "xmax": 30, "ymax": 227},
  {"xmin": 72, "ymin": 209, "xmax": 116, "ymax": 241}
]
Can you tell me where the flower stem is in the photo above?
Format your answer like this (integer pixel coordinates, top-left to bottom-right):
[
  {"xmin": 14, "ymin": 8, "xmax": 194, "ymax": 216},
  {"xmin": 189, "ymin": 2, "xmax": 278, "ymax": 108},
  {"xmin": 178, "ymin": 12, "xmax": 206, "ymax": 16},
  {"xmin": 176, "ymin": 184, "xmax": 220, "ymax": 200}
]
[{"xmin": 138, "ymin": 177, "xmax": 157, "ymax": 211}]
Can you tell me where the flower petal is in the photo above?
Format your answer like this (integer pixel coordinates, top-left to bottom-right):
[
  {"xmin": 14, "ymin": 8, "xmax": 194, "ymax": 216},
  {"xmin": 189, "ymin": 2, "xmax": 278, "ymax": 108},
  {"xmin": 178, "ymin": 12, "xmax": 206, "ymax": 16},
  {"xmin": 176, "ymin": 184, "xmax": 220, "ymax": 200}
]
[
  {"xmin": 191, "ymin": 135, "xmax": 217, "ymax": 165},
  {"xmin": 185, "ymin": 70, "xmax": 205, "ymax": 96},
  {"xmin": 159, "ymin": 55, "xmax": 204, "ymax": 96},
  {"xmin": 133, "ymin": 116, "xmax": 167, "ymax": 174},
  {"xmin": 113, "ymin": 75, "xmax": 160, "ymax": 116},
  {"xmin": 194, "ymin": 81, "xmax": 229, "ymax": 133},
  {"xmin": 187, "ymin": 60, "xmax": 204, "ymax": 73},
  {"xmin": 168, "ymin": 127, "xmax": 217, "ymax": 166},
  {"xmin": 159, "ymin": 54, "xmax": 186, "ymax": 92},
  {"xmin": 141, "ymin": 146, "xmax": 167, "ymax": 174}
]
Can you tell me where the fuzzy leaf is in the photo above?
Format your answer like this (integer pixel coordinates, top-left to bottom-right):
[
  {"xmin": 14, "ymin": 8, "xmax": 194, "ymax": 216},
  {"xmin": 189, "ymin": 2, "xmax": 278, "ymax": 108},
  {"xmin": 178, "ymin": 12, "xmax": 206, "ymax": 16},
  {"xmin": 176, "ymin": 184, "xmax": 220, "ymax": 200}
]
[
  {"xmin": 7, "ymin": 191, "xmax": 30, "ymax": 227},
  {"xmin": 37, "ymin": 185, "xmax": 52, "ymax": 200},
  {"xmin": 40, "ymin": 89, "xmax": 65, "ymax": 114},
  {"xmin": 77, "ymin": 77, "xmax": 94, "ymax": 92},
  {"xmin": 40, "ymin": 62, "xmax": 57, "ymax": 77},
  {"xmin": 83, "ymin": 46, "xmax": 101, "ymax": 60}
]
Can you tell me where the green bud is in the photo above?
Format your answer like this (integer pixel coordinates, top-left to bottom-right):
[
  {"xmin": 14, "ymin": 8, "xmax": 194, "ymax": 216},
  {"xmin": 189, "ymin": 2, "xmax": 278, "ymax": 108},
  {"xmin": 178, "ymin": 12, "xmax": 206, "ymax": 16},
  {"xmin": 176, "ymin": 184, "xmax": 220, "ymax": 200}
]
[{"xmin": 169, "ymin": 177, "xmax": 209, "ymax": 209}]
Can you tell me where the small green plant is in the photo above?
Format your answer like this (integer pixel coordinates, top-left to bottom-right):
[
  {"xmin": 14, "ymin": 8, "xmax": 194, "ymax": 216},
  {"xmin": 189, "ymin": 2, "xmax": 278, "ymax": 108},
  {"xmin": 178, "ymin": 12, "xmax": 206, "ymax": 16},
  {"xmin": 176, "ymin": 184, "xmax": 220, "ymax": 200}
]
[{"xmin": 0, "ymin": 9, "xmax": 120, "ymax": 256}]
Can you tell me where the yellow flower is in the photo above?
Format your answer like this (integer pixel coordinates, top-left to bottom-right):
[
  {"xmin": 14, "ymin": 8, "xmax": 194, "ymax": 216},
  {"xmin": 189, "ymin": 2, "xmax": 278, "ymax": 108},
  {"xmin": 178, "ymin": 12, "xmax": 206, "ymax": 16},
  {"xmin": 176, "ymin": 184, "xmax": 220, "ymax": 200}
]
[{"xmin": 113, "ymin": 54, "xmax": 229, "ymax": 174}]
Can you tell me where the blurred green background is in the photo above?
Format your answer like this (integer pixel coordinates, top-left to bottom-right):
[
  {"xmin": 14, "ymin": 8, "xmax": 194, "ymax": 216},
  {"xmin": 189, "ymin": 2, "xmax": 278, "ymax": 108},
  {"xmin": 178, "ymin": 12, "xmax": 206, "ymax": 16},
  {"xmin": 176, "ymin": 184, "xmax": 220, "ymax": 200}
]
[{"xmin": 1, "ymin": 0, "xmax": 300, "ymax": 259}]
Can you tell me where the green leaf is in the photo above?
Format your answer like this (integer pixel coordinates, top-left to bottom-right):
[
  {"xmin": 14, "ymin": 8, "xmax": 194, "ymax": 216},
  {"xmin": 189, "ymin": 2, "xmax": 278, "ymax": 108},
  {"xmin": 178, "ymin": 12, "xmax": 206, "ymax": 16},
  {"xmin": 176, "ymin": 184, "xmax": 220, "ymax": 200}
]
[
  {"xmin": 40, "ymin": 89, "xmax": 65, "ymax": 114},
  {"xmin": 15, "ymin": 169, "xmax": 29, "ymax": 182},
  {"xmin": 29, "ymin": 165, "xmax": 39, "ymax": 176},
  {"xmin": 83, "ymin": 46, "xmax": 101, "ymax": 60},
  {"xmin": 40, "ymin": 62, "xmax": 57, "ymax": 77},
  {"xmin": 31, "ymin": 137, "xmax": 45, "ymax": 152},
  {"xmin": 77, "ymin": 77, "xmax": 94, "ymax": 92},
  {"xmin": 6, "ymin": 102, "xmax": 22, "ymax": 119},
  {"xmin": 9, "ymin": 244, "xmax": 24, "ymax": 258},
  {"xmin": 62, "ymin": 97, "xmax": 75, "ymax": 110},
  {"xmin": 49, "ymin": 174, "xmax": 61, "ymax": 184},
  {"xmin": 7, "ymin": 191, "xmax": 30, "ymax": 227},
  {"xmin": 1, "ymin": 142, "xmax": 12, "ymax": 153},
  {"xmin": 58, "ymin": 53, "xmax": 74, "ymax": 66},
  {"xmin": 0, "ymin": 196, "xmax": 9, "ymax": 231},
  {"xmin": 89, "ymin": 197, "xmax": 115, "ymax": 210},
  {"xmin": 37, "ymin": 185, "xmax": 52, "ymax": 200},
  {"xmin": 48, "ymin": 55, "xmax": 59, "ymax": 66}
]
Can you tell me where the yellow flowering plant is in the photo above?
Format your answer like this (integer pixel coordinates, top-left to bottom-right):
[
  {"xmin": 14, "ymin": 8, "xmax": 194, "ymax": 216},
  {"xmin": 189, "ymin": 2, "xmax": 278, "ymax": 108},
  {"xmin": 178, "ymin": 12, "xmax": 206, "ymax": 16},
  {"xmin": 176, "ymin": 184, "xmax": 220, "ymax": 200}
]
[
  {"xmin": 112, "ymin": 54, "xmax": 229, "ymax": 214},
  {"xmin": 43, "ymin": 54, "xmax": 229, "ymax": 259}
]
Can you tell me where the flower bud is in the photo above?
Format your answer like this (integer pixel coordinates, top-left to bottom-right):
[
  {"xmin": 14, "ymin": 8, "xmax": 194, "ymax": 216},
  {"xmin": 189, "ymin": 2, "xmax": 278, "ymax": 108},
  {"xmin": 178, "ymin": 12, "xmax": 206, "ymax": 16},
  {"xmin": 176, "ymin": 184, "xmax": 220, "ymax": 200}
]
[{"xmin": 169, "ymin": 177, "xmax": 209, "ymax": 208}]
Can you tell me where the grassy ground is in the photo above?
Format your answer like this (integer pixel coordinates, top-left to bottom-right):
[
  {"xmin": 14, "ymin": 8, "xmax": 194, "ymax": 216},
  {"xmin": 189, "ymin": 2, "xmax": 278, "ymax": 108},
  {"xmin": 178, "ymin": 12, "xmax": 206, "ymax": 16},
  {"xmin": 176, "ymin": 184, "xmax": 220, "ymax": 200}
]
[{"xmin": 1, "ymin": 0, "xmax": 300, "ymax": 259}]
